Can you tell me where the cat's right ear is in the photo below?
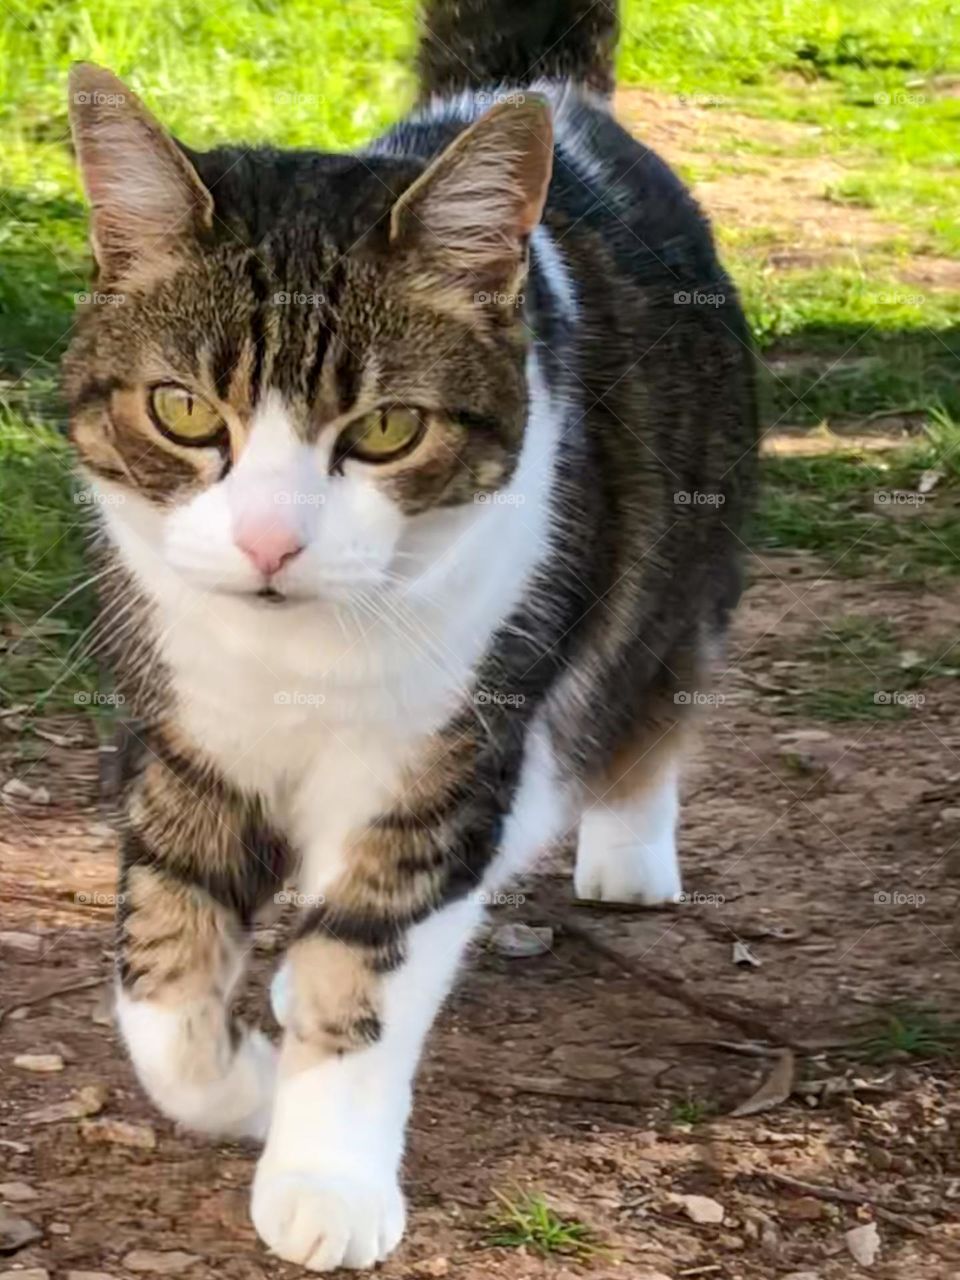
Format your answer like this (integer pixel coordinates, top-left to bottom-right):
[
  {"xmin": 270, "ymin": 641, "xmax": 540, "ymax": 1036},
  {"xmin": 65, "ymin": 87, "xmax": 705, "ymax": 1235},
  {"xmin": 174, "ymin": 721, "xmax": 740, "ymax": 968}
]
[{"xmin": 68, "ymin": 64, "xmax": 213, "ymax": 281}]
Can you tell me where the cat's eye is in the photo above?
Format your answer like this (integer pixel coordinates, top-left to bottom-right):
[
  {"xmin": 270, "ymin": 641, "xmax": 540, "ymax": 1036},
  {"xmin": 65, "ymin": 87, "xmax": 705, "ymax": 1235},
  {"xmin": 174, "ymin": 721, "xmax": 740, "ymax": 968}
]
[
  {"xmin": 149, "ymin": 384, "xmax": 226, "ymax": 445},
  {"xmin": 334, "ymin": 407, "xmax": 425, "ymax": 466}
]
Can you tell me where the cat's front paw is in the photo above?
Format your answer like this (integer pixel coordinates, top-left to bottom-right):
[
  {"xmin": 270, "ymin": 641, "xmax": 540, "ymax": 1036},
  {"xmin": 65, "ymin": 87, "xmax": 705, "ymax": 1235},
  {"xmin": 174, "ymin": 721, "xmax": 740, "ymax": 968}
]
[{"xmin": 251, "ymin": 1165, "xmax": 406, "ymax": 1271}]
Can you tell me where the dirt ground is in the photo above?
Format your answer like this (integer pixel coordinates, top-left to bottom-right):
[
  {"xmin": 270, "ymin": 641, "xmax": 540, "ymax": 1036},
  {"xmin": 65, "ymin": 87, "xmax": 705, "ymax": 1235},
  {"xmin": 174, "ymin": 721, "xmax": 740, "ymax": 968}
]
[
  {"xmin": 3, "ymin": 551, "xmax": 960, "ymax": 1280},
  {"xmin": 3, "ymin": 91, "xmax": 960, "ymax": 1280}
]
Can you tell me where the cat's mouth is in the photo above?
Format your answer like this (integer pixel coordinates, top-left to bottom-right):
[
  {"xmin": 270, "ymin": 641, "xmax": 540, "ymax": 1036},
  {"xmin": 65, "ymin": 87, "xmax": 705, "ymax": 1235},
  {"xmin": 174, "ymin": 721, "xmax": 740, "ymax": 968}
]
[{"xmin": 256, "ymin": 586, "xmax": 289, "ymax": 605}]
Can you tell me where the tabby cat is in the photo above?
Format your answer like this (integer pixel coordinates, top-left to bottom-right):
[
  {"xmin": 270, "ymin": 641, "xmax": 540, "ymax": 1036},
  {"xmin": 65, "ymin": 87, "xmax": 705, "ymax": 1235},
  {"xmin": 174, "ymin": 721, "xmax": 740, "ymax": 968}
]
[{"xmin": 63, "ymin": 0, "xmax": 756, "ymax": 1269}]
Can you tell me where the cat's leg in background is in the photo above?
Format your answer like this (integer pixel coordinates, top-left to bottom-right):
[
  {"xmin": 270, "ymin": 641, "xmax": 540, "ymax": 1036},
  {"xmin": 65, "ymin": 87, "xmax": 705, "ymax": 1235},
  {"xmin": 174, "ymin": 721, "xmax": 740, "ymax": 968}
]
[
  {"xmin": 114, "ymin": 752, "xmax": 285, "ymax": 1141},
  {"xmin": 252, "ymin": 896, "xmax": 481, "ymax": 1270},
  {"xmin": 574, "ymin": 718, "xmax": 690, "ymax": 906}
]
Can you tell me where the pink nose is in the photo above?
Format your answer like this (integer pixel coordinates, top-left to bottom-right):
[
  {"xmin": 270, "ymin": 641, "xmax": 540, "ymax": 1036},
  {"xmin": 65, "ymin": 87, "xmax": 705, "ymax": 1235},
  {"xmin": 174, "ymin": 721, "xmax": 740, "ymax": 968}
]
[{"xmin": 233, "ymin": 517, "xmax": 304, "ymax": 577}]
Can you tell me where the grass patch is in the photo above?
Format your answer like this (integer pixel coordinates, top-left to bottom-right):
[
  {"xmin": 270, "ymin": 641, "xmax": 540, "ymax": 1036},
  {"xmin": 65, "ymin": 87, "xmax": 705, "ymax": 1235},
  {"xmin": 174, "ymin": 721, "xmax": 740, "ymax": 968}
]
[
  {"xmin": 0, "ymin": 1, "xmax": 956, "ymax": 706},
  {"xmin": 486, "ymin": 1190, "xmax": 602, "ymax": 1260},
  {"xmin": 761, "ymin": 611, "xmax": 960, "ymax": 723},
  {"xmin": 855, "ymin": 1006, "xmax": 960, "ymax": 1062},
  {"xmin": 752, "ymin": 418, "xmax": 960, "ymax": 580},
  {"xmin": 669, "ymin": 1096, "xmax": 716, "ymax": 1126}
]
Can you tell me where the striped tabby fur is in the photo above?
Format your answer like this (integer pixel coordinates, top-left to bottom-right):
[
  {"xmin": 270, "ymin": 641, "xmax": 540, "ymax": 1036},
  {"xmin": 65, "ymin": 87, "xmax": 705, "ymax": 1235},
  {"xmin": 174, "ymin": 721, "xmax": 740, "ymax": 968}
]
[{"xmin": 63, "ymin": 0, "xmax": 756, "ymax": 1269}]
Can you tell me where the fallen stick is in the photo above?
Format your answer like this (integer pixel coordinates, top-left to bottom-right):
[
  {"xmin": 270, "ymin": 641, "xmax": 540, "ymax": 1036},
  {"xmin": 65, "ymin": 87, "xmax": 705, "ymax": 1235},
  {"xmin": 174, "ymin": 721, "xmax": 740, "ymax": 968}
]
[
  {"xmin": 558, "ymin": 918, "xmax": 803, "ymax": 1051},
  {"xmin": 750, "ymin": 1168, "xmax": 934, "ymax": 1235},
  {"xmin": 0, "ymin": 974, "xmax": 105, "ymax": 1029}
]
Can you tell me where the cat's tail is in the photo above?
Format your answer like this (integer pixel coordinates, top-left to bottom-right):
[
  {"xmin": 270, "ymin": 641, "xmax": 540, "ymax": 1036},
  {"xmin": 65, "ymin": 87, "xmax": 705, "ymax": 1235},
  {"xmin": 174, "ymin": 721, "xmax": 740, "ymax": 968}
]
[{"xmin": 416, "ymin": 0, "xmax": 619, "ymax": 101}]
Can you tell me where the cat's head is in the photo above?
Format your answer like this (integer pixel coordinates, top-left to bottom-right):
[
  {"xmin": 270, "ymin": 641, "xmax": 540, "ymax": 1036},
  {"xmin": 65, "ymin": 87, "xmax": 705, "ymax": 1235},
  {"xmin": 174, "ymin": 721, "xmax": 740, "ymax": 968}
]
[{"xmin": 63, "ymin": 65, "xmax": 553, "ymax": 606}]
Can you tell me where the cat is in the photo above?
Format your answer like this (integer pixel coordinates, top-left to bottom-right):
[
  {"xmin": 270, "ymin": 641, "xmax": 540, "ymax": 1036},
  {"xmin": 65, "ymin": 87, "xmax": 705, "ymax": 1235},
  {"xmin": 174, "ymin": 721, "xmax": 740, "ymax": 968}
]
[{"xmin": 63, "ymin": 0, "xmax": 757, "ymax": 1269}]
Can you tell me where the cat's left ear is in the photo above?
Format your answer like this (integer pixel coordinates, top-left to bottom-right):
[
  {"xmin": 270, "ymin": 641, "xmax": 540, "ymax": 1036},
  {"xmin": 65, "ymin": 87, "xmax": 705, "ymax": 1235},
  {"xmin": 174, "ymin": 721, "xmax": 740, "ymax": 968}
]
[
  {"xmin": 68, "ymin": 63, "xmax": 213, "ymax": 281},
  {"xmin": 390, "ymin": 96, "xmax": 553, "ymax": 308}
]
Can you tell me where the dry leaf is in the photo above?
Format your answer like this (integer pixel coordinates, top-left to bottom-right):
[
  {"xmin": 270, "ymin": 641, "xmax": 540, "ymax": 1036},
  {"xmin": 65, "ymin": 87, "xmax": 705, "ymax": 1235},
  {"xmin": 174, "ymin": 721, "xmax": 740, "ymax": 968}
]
[
  {"xmin": 732, "ymin": 940, "xmax": 762, "ymax": 968},
  {"xmin": 732, "ymin": 1049, "xmax": 796, "ymax": 1117}
]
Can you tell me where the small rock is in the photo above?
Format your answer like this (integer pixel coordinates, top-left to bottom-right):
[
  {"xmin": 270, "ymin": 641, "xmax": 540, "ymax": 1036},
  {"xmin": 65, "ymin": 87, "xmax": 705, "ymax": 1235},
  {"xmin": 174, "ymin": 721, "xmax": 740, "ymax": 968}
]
[
  {"xmin": 780, "ymin": 1196, "xmax": 823, "ymax": 1221},
  {"xmin": 667, "ymin": 1192, "xmax": 725, "ymax": 1224},
  {"xmin": 0, "ymin": 1183, "xmax": 38, "ymax": 1203},
  {"xmin": 25, "ymin": 1083, "xmax": 108, "ymax": 1125},
  {"xmin": 80, "ymin": 1118, "xmax": 156, "ymax": 1150},
  {"xmin": 0, "ymin": 931, "xmax": 40, "ymax": 953},
  {"xmin": 123, "ymin": 1250, "xmax": 200, "ymax": 1275},
  {"xmin": 0, "ymin": 1209, "xmax": 42, "ymax": 1254},
  {"xmin": 412, "ymin": 1259, "xmax": 450, "ymax": 1278},
  {"xmin": 845, "ymin": 1221, "xmax": 880, "ymax": 1267},
  {"xmin": 490, "ymin": 923, "xmax": 553, "ymax": 958},
  {"xmin": 67, "ymin": 1272, "xmax": 116, "ymax": 1280},
  {"xmin": 1, "ymin": 778, "xmax": 51, "ymax": 806},
  {"xmin": 783, "ymin": 1272, "xmax": 821, "ymax": 1280},
  {"xmin": 48, "ymin": 1222, "xmax": 70, "ymax": 1235},
  {"xmin": 2, "ymin": 1270, "xmax": 49, "ymax": 1280},
  {"xmin": 89, "ymin": 991, "xmax": 114, "ymax": 1027},
  {"xmin": 940, "ymin": 807, "xmax": 960, "ymax": 823},
  {"xmin": 13, "ymin": 1053, "xmax": 64, "ymax": 1074}
]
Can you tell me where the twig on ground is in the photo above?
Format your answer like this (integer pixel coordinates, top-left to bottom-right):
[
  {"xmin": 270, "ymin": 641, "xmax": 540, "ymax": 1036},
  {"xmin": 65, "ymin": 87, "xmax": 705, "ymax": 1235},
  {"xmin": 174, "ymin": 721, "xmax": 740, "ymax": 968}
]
[
  {"xmin": 750, "ymin": 1169, "xmax": 933, "ymax": 1235},
  {"xmin": 559, "ymin": 917, "xmax": 803, "ymax": 1051},
  {"xmin": 0, "ymin": 974, "xmax": 105, "ymax": 1029}
]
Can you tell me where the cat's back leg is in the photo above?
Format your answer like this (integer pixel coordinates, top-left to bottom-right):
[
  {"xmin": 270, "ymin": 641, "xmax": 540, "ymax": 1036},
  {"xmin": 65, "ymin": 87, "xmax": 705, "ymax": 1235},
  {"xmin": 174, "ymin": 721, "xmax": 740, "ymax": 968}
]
[{"xmin": 573, "ymin": 696, "xmax": 695, "ymax": 906}]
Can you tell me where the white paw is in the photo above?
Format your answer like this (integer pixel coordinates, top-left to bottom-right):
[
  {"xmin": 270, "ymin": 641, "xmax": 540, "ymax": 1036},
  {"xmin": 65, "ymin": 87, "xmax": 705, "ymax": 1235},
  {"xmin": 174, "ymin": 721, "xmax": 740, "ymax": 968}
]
[
  {"xmin": 574, "ymin": 840, "xmax": 682, "ymax": 905},
  {"xmin": 251, "ymin": 1166, "xmax": 406, "ymax": 1271},
  {"xmin": 117, "ymin": 992, "xmax": 277, "ymax": 1142},
  {"xmin": 574, "ymin": 789, "xmax": 682, "ymax": 907}
]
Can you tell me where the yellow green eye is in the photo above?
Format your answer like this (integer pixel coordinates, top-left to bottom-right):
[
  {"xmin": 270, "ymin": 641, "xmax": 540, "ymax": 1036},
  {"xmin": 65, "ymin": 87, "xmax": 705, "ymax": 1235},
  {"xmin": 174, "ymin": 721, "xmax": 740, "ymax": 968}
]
[
  {"xmin": 149, "ymin": 384, "xmax": 225, "ymax": 444},
  {"xmin": 336, "ymin": 407, "xmax": 425, "ymax": 465}
]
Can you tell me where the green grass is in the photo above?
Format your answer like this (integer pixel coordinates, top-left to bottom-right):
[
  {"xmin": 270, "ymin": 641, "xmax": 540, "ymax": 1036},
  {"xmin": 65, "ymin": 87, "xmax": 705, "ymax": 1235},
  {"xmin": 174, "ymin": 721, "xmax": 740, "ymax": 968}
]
[
  {"xmin": 855, "ymin": 1006, "xmax": 960, "ymax": 1062},
  {"xmin": 486, "ymin": 1191, "xmax": 601, "ymax": 1260},
  {"xmin": 669, "ymin": 1096, "xmax": 716, "ymax": 1126},
  {"xmin": 752, "ymin": 413, "xmax": 960, "ymax": 578},
  {"xmin": 0, "ymin": 0, "xmax": 958, "ymax": 708},
  {"xmin": 760, "ymin": 610, "xmax": 960, "ymax": 722}
]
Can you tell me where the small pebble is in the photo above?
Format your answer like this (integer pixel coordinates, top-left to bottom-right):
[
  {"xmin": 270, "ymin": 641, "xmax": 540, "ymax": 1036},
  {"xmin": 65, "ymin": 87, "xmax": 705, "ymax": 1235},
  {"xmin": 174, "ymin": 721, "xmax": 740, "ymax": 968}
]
[
  {"xmin": 123, "ymin": 1251, "xmax": 200, "ymax": 1275},
  {"xmin": 0, "ymin": 1183, "xmax": 38, "ymax": 1203},
  {"xmin": 13, "ymin": 1054, "xmax": 65, "ymax": 1074}
]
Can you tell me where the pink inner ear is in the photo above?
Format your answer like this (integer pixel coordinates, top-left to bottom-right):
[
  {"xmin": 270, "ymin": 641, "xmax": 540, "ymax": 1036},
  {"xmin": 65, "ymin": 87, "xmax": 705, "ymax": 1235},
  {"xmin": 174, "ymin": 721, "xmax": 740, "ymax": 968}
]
[{"xmin": 69, "ymin": 64, "xmax": 212, "ymax": 278}]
